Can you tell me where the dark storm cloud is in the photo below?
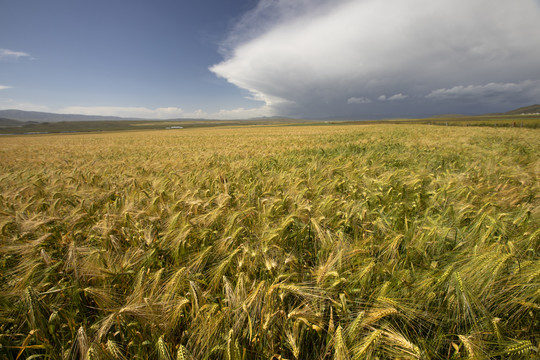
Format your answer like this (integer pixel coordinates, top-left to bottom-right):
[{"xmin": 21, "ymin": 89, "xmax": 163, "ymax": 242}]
[{"xmin": 211, "ymin": 0, "xmax": 540, "ymax": 118}]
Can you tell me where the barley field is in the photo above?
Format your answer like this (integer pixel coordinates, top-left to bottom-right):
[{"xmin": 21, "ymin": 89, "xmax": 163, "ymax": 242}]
[{"xmin": 0, "ymin": 124, "xmax": 538, "ymax": 359}]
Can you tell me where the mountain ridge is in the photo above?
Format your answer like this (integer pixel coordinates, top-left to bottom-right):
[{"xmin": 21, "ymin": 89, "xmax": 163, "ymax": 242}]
[{"xmin": 0, "ymin": 109, "xmax": 138, "ymax": 122}]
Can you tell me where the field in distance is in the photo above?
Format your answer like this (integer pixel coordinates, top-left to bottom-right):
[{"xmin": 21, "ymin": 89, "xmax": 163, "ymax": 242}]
[
  {"xmin": 0, "ymin": 117, "xmax": 316, "ymax": 135},
  {"xmin": 0, "ymin": 124, "xmax": 538, "ymax": 359},
  {"xmin": 1, "ymin": 113, "xmax": 539, "ymax": 135}
]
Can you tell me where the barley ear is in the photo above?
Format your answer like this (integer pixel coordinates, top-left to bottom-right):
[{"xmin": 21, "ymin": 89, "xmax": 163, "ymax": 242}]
[
  {"xmin": 157, "ymin": 335, "xmax": 172, "ymax": 360},
  {"xmin": 177, "ymin": 344, "xmax": 192, "ymax": 360},
  {"xmin": 334, "ymin": 325, "xmax": 350, "ymax": 360}
]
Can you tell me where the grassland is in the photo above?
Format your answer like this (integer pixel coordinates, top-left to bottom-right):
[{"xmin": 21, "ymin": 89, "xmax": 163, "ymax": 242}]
[
  {"xmin": 388, "ymin": 115, "xmax": 540, "ymax": 128},
  {"xmin": 1, "ymin": 113, "xmax": 539, "ymax": 136},
  {"xmin": 0, "ymin": 124, "xmax": 538, "ymax": 359},
  {"xmin": 0, "ymin": 118, "xmax": 315, "ymax": 135}
]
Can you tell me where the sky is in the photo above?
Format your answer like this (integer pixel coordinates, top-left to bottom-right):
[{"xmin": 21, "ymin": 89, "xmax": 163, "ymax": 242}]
[{"xmin": 1, "ymin": 0, "xmax": 540, "ymax": 119}]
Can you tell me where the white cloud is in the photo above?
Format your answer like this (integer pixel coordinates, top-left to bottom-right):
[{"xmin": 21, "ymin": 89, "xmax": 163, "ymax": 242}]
[
  {"xmin": 388, "ymin": 93, "xmax": 408, "ymax": 101},
  {"xmin": 57, "ymin": 105, "xmax": 273, "ymax": 119},
  {"xmin": 347, "ymin": 97, "xmax": 372, "ymax": 104},
  {"xmin": 212, "ymin": 105, "xmax": 273, "ymax": 119},
  {"xmin": 219, "ymin": 0, "xmax": 343, "ymax": 57},
  {"xmin": 378, "ymin": 93, "xmax": 408, "ymax": 101},
  {"xmin": 0, "ymin": 48, "xmax": 31, "ymax": 61},
  {"xmin": 58, "ymin": 106, "xmax": 186, "ymax": 119},
  {"xmin": 0, "ymin": 98, "xmax": 271, "ymax": 120},
  {"xmin": 211, "ymin": 0, "xmax": 540, "ymax": 118},
  {"xmin": 0, "ymin": 85, "xmax": 12, "ymax": 90},
  {"xmin": 0, "ymin": 98, "xmax": 51, "ymax": 112},
  {"xmin": 426, "ymin": 80, "xmax": 540, "ymax": 100}
]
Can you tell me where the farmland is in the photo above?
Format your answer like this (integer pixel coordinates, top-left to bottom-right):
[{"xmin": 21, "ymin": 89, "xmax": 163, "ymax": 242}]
[{"xmin": 0, "ymin": 124, "xmax": 538, "ymax": 359}]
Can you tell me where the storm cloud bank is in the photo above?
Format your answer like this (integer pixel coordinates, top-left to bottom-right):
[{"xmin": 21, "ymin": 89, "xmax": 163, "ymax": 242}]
[{"xmin": 211, "ymin": 0, "xmax": 540, "ymax": 118}]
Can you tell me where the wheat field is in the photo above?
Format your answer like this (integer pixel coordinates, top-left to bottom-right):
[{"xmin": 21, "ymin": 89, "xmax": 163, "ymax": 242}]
[{"xmin": 0, "ymin": 124, "xmax": 538, "ymax": 359}]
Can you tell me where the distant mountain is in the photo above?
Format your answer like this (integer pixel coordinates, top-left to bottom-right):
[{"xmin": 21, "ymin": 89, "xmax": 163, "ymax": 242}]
[
  {"xmin": 0, "ymin": 117, "xmax": 28, "ymax": 127},
  {"xmin": 500, "ymin": 104, "xmax": 540, "ymax": 115},
  {"xmin": 0, "ymin": 109, "xmax": 137, "ymax": 122}
]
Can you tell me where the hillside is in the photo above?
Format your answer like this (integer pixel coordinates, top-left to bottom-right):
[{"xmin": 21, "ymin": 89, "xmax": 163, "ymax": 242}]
[
  {"xmin": 0, "ymin": 117, "xmax": 27, "ymax": 127},
  {"xmin": 501, "ymin": 104, "xmax": 540, "ymax": 115}
]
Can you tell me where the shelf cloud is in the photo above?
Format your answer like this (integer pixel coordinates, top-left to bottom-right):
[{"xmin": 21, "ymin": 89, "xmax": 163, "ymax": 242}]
[{"xmin": 211, "ymin": 0, "xmax": 540, "ymax": 118}]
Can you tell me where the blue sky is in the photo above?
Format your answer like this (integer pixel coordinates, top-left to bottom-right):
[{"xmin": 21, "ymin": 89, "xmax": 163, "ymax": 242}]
[
  {"xmin": 2, "ymin": 0, "xmax": 540, "ymax": 119},
  {"xmin": 0, "ymin": 0, "xmax": 262, "ymax": 118}
]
